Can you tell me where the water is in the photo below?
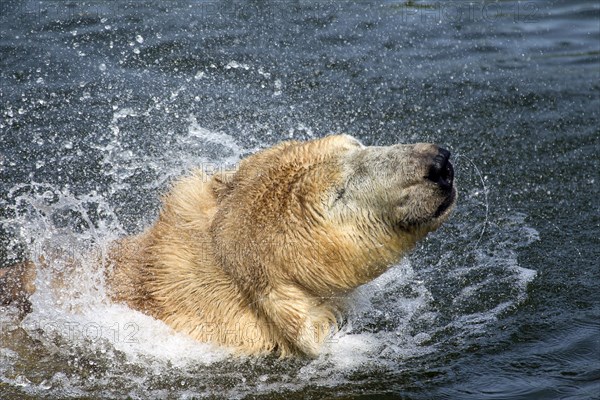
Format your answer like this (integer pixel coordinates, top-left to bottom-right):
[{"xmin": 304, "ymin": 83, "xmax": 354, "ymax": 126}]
[{"xmin": 1, "ymin": 1, "xmax": 598, "ymax": 398}]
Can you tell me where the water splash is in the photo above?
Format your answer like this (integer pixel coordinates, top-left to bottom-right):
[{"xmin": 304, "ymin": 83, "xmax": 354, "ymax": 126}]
[
  {"xmin": 0, "ymin": 120, "xmax": 538, "ymax": 398},
  {"xmin": 454, "ymin": 153, "xmax": 490, "ymax": 249}
]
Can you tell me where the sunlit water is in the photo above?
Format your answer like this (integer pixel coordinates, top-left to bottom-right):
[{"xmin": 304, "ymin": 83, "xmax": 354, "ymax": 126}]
[{"xmin": 1, "ymin": 1, "xmax": 598, "ymax": 399}]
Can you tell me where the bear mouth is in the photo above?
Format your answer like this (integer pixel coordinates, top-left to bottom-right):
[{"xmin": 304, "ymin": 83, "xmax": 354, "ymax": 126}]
[{"xmin": 433, "ymin": 187, "xmax": 456, "ymax": 218}]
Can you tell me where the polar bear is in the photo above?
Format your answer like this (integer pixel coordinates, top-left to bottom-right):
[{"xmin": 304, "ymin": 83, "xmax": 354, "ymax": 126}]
[
  {"xmin": 106, "ymin": 134, "xmax": 456, "ymax": 357},
  {"xmin": 1, "ymin": 134, "xmax": 455, "ymax": 357}
]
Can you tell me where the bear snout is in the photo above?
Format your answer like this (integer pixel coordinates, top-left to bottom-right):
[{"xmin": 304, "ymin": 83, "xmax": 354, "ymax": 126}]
[{"xmin": 426, "ymin": 148, "xmax": 454, "ymax": 193}]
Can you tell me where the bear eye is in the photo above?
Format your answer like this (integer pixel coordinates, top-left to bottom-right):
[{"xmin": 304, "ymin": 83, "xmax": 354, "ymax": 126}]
[{"xmin": 333, "ymin": 187, "xmax": 346, "ymax": 203}]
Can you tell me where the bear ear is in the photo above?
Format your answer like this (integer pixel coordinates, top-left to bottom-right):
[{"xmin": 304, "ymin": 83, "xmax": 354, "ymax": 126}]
[{"xmin": 210, "ymin": 171, "xmax": 236, "ymax": 202}]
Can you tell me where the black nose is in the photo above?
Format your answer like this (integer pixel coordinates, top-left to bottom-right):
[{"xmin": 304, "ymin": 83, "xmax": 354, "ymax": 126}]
[{"xmin": 426, "ymin": 148, "xmax": 454, "ymax": 192}]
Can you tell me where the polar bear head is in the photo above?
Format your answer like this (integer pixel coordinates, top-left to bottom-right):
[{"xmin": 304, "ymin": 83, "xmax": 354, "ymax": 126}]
[{"xmin": 211, "ymin": 134, "xmax": 455, "ymax": 291}]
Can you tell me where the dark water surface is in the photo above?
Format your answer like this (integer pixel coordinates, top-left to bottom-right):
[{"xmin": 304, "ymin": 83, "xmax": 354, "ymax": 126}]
[{"xmin": 1, "ymin": 1, "xmax": 599, "ymax": 399}]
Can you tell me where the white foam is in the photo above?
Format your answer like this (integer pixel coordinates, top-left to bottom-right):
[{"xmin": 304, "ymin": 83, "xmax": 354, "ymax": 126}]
[
  {"xmin": 224, "ymin": 61, "xmax": 250, "ymax": 70},
  {"xmin": 24, "ymin": 302, "xmax": 229, "ymax": 368}
]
